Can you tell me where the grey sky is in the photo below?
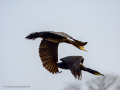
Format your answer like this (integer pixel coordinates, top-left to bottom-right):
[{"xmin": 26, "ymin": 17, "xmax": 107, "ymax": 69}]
[{"xmin": 0, "ymin": 0, "xmax": 120, "ymax": 90}]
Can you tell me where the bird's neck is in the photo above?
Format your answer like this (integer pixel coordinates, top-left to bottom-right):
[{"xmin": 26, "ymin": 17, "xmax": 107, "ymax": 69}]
[
  {"xmin": 85, "ymin": 68, "xmax": 95, "ymax": 74},
  {"xmin": 64, "ymin": 39, "xmax": 80, "ymax": 49}
]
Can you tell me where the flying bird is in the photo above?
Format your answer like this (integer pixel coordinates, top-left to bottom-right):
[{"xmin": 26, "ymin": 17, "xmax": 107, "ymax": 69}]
[
  {"xmin": 58, "ymin": 56, "xmax": 104, "ymax": 80},
  {"xmin": 25, "ymin": 31, "xmax": 88, "ymax": 74}
]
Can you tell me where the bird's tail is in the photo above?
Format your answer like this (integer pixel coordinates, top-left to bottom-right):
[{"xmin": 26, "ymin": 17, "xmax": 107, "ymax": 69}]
[{"xmin": 25, "ymin": 32, "xmax": 42, "ymax": 40}]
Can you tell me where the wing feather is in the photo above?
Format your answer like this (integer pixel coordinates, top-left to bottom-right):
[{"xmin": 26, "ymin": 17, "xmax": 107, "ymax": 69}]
[
  {"xmin": 39, "ymin": 40, "xmax": 59, "ymax": 74},
  {"xmin": 60, "ymin": 56, "xmax": 83, "ymax": 80}
]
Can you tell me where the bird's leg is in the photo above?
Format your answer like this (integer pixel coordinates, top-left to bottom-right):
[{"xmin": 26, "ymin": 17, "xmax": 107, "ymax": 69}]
[{"xmin": 58, "ymin": 71, "xmax": 62, "ymax": 73}]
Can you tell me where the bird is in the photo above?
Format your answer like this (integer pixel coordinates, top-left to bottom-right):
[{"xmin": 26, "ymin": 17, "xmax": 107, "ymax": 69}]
[
  {"xmin": 58, "ymin": 56, "xmax": 104, "ymax": 80},
  {"xmin": 25, "ymin": 31, "xmax": 88, "ymax": 74}
]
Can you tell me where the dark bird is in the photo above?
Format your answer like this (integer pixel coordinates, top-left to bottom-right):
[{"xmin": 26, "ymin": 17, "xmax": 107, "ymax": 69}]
[
  {"xmin": 58, "ymin": 56, "xmax": 104, "ymax": 80},
  {"xmin": 25, "ymin": 31, "xmax": 87, "ymax": 74}
]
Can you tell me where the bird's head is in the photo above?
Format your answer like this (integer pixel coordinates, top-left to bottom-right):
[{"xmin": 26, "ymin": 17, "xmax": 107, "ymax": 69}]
[
  {"xmin": 80, "ymin": 63, "xmax": 104, "ymax": 76},
  {"xmin": 94, "ymin": 72, "xmax": 104, "ymax": 76},
  {"xmin": 86, "ymin": 68, "xmax": 104, "ymax": 76},
  {"xmin": 79, "ymin": 46, "xmax": 88, "ymax": 52}
]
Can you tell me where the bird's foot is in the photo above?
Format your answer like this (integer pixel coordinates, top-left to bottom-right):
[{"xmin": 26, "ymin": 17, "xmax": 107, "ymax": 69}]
[{"xmin": 59, "ymin": 71, "xmax": 62, "ymax": 73}]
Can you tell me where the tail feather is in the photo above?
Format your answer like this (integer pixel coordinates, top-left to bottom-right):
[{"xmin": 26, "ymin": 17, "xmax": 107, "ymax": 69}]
[{"xmin": 25, "ymin": 32, "xmax": 41, "ymax": 40}]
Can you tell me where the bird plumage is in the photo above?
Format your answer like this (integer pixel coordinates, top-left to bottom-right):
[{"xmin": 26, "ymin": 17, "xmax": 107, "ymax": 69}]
[
  {"xmin": 58, "ymin": 56, "xmax": 104, "ymax": 80},
  {"xmin": 39, "ymin": 40, "xmax": 59, "ymax": 74},
  {"xmin": 26, "ymin": 31, "xmax": 87, "ymax": 74},
  {"xmin": 59, "ymin": 56, "xmax": 84, "ymax": 80},
  {"xmin": 26, "ymin": 31, "xmax": 87, "ymax": 45},
  {"xmin": 26, "ymin": 31, "xmax": 104, "ymax": 80}
]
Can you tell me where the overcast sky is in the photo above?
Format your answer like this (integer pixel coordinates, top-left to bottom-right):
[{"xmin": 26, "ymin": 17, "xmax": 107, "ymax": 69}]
[{"xmin": 0, "ymin": 0, "xmax": 120, "ymax": 90}]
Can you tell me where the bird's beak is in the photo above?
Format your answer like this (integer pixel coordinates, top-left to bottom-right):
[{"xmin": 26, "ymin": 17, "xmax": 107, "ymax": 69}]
[
  {"xmin": 100, "ymin": 73, "xmax": 104, "ymax": 76},
  {"xmin": 94, "ymin": 72, "xmax": 104, "ymax": 76},
  {"xmin": 80, "ymin": 46, "xmax": 88, "ymax": 52},
  {"xmin": 83, "ymin": 49, "xmax": 88, "ymax": 52}
]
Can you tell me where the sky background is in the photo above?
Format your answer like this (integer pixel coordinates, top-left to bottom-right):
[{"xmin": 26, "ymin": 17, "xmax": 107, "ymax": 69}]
[{"xmin": 0, "ymin": 0, "xmax": 120, "ymax": 90}]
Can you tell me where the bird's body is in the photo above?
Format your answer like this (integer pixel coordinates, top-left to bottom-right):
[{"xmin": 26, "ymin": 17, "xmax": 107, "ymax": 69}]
[
  {"xmin": 26, "ymin": 31, "xmax": 88, "ymax": 74},
  {"xmin": 58, "ymin": 56, "xmax": 84, "ymax": 79},
  {"xmin": 26, "ymin": 31, "xmax": 88, "ymax": 45},
  {"xmin": 58, "ymin": 56, "xmax": 104, "ymax": 80}
]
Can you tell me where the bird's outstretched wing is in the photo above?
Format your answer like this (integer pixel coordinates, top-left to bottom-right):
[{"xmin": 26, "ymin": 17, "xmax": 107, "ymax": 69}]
[
  {"xmin": 39, "ymin": 40, "xmax": 59, "ymax": 74},
  {"xmin": 60, "ymin": 56, "xmax": 84, "ymax": 80}
]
